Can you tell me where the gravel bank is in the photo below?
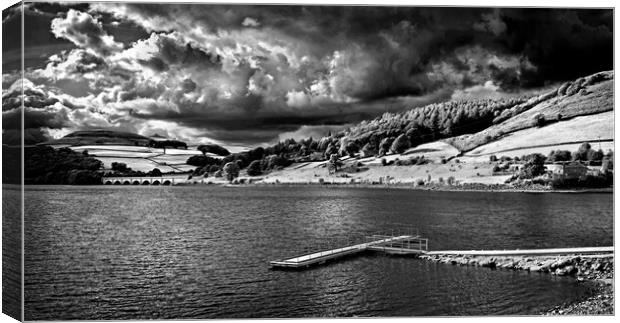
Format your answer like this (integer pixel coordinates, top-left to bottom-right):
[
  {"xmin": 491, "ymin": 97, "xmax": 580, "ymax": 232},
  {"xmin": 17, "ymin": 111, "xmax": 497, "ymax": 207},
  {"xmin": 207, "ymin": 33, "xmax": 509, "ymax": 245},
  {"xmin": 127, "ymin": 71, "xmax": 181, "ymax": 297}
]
[{"xmin": 546, "ymin": 279, "xmax": 613, "ymax": 315}]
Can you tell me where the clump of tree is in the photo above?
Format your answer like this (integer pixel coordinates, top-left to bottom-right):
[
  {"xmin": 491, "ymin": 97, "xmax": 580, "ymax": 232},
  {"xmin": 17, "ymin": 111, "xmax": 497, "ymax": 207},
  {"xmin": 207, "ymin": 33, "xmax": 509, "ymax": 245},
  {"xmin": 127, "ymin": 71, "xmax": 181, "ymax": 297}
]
[
  {"xmin": 390, "ymin": 134, "xmax": 410, "ymax": 154},
  {"xmin": 188, "ymin": 143, "xmax": 293, "ymax": 178},
  {"xmin": 262, "ymin": 154, "xmax": 292, "ymax": 171},
  {"xmin": 547, "ymin": 150, "xmax": 572, "ymax": 162},
  {"xmin": 573, "ymin": 142, "xmax": 592, "ymax": 161},
  {"xmin": 111, "ymin": 162, "xmax": 130, "ymax": 173},
  {"xmin": 534, "ymin": 113, "xmax": 546, "ymax": 127},
  {"xmin": 378, "ymin": 137, "xmax": 394, "ymax": 156},
  {"xmin": 187, "ymin": 155, "xmax": 222, "ymax": 167},
  {"xmin": 222, "ymin": 162, "xmax": 240, "ymax": 182},
  {"xmin": 197, "ymin": 144, "xmax": 231, "ymax": 156},
  {"xmin": 517, "ymin": 153, "xmax": 547, "ymax": 179},
  {"xmin": 246, "ymin": 160, "xmax": 263, "ymax": 176},
  {"xmin": 148, "ymin": 139, "xmax": 187, "ymax": 149},
  {"xmin": 24, "ymin": 146, "xmax": 103, "ymax": 184},
  {"xmin": 573, "ymin": 142, "xmax": 605, "ymax": 164},
  {"xmin": 341, "ymin": 140, "xmax": 360, "ymax": 157},
  {"xmin": 327, "ymin": 154, "xmax": 342, "ymax": 174},
  {"xmin": 108, "ymin": 162, "xmax": 166, "ymax": 177},
  {"xmin": 361, "ymin": 142, "xmax": 377, "ymax": 157}
]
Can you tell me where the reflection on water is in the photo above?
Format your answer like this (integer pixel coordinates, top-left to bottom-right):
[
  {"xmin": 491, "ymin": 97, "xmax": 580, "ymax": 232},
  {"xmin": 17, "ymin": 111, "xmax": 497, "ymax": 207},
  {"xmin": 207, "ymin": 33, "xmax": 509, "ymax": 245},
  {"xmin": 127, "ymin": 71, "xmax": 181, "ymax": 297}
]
[{"xmin": 24, "ymin": 186, "xmax": 612, "ymax": 319}]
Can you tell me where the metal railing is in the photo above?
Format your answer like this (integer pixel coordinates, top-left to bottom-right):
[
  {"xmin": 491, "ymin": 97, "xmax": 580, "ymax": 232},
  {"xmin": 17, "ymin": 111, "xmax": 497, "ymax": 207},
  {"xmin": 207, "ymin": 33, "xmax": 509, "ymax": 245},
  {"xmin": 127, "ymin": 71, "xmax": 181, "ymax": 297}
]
[{"xmin": 280, "ymin": 226, "xmax": 427, "ymax": 261}]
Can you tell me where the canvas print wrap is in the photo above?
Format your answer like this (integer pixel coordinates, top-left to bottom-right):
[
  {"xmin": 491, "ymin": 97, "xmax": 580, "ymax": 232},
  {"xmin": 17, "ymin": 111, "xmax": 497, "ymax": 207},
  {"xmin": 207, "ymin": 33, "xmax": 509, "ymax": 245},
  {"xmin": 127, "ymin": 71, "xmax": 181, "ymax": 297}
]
[{"xmin": 1, "ymin": 1, "xmax": 614, "ymax": 320}]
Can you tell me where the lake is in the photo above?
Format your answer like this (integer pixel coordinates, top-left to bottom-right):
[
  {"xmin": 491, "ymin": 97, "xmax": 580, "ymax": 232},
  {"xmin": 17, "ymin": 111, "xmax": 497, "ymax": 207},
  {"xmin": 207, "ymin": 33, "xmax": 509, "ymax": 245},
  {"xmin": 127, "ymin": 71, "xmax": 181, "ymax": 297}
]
[{"xmin": 23, "ymin": 186, "xmax": 613, "ymax": 319}]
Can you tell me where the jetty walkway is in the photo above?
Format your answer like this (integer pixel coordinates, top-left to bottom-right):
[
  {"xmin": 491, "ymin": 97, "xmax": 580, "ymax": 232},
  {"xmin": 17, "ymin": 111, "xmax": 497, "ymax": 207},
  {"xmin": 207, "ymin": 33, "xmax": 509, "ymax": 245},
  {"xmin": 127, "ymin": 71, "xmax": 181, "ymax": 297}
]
[{"xmin": 270, "ymin": 234, "xmax": 428, "ymax": 268}]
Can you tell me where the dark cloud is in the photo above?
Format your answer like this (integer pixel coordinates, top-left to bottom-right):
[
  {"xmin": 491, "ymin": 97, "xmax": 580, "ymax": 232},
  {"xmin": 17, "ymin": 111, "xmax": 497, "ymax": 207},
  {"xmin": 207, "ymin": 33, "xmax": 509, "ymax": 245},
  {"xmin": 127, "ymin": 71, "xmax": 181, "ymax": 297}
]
[
  {"xmin": 2, "ymin": 128, "xmax": 51, "ymax": 146},
  {"xmin": 500, "ymin": 9, "xmax": 613, "ymax": 86},
  {"xmin": 94, "ymin": 5, "xmax": 612, "ymax": 93},
  {"xmin": 9, "ymin": 4, "xmax": 613, "ymax": 146},
  {"xmin": 123, "ymin": 91, "xmax": 447, "ymax": 144},
  {"xmin": 3, "ymin": 107, "xmax": 69, "ymax": 130},
  {"xmin": 2, "ymin": 78, "xmax": 70, "ymax": 132},
  {"xmin": 4, "ymin": 3, "xmax": 80, "ymax": 71}
]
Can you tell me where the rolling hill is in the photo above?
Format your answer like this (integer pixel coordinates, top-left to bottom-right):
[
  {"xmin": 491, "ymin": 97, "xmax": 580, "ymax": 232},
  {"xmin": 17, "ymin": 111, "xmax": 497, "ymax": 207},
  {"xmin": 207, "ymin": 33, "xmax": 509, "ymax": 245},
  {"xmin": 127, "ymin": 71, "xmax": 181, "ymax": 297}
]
[
  {"xmin": 253, "ymin": 70, "xmax": 613, "ymax": 186},
  {"xmin": 39, "ymin": 130, "xmax": 152, "ymax": 147},
  {"xmin": 38, "ymin": 131, "xmax": 224, "ymax": 173}
]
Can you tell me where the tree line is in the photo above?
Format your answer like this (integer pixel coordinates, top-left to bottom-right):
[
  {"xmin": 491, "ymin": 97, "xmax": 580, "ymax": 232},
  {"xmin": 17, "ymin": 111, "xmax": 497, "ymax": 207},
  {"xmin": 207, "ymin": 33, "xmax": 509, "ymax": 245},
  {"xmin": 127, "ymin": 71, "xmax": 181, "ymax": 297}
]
[{"xmin": 24, "ymin": 146, "xmax": 104, "ymax": 185}]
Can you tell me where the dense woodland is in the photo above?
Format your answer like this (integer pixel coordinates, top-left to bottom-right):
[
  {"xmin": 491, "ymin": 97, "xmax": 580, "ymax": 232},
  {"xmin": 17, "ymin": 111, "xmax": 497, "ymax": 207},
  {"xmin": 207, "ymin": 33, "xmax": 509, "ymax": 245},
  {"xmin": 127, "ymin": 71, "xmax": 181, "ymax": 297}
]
[{"xmin": 23, "ymin": 146, "xmax": 103, "ymax": 184}]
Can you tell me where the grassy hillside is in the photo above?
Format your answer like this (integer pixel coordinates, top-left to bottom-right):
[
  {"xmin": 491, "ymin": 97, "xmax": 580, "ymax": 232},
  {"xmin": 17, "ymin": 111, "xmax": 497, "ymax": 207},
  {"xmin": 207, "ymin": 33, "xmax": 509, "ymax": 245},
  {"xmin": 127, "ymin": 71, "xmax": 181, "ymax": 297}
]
[
  {"xmin": 446, "ymin": 71, "xmax": 613, "ymax": 153},
  {"xmin": 465, "ymin": 111, "xmax": 614, "ymax": 158}
]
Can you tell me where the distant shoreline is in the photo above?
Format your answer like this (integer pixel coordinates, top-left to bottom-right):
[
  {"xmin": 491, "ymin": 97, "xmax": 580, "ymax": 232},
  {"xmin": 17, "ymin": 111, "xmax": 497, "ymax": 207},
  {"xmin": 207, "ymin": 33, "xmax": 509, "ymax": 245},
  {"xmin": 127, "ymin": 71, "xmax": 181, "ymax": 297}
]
[
  {"xmin": 224, "ymin": 182, "xmax": 613, "ymax": 194},
  {"xmin": 14, "ymin": 182, "xmax": 614, "ymax": 194}
]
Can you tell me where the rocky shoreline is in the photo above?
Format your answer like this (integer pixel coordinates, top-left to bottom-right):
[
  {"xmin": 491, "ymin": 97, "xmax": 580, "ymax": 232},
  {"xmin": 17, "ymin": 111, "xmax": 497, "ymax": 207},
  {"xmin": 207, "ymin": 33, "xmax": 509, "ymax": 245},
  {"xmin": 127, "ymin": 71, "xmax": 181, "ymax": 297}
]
[{"xmin": 418, "ymin": 253, "xmax": 614, "ymax": 315}]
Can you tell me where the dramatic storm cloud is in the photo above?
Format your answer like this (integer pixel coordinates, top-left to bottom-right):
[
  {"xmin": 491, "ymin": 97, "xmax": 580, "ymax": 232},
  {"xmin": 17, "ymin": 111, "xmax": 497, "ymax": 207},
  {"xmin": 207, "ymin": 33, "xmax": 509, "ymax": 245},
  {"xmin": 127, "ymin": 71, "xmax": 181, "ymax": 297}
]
[{"xmin": 3, "ymin": 3, "xmax": 613, "ymax": 147}]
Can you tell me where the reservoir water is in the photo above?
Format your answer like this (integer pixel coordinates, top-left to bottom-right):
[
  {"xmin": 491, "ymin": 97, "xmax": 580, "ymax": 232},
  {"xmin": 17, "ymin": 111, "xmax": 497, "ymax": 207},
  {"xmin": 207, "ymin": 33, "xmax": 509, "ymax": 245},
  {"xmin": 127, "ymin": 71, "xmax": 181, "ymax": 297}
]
[{"xmin": 24, "ymin": 186, "xmax": 613, "ymax": 319}]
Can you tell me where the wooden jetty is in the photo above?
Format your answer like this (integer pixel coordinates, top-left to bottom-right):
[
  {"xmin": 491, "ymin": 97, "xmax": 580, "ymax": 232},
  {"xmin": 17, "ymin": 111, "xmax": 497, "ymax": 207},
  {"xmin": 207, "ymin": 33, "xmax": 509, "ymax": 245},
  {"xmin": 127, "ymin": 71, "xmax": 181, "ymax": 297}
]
[{"xmin": 270, "ymin": 234, "xmax": 428, "ymax": 269}]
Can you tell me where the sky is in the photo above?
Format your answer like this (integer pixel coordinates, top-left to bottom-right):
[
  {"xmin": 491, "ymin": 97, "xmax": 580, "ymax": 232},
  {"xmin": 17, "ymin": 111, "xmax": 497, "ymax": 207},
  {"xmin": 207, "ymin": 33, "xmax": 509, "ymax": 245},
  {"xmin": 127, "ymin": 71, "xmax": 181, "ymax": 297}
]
[{"xmin": 1, "ymin": 3, "xmax": 613, "ymax": 149}]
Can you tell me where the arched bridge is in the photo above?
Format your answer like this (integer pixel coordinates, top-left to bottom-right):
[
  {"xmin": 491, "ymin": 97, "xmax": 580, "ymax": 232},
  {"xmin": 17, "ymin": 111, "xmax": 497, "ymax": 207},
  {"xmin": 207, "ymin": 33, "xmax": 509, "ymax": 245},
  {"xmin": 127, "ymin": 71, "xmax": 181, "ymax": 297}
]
[{"xmin": 102, "ymin": 176, "xmax": 180, "ymax": 186}]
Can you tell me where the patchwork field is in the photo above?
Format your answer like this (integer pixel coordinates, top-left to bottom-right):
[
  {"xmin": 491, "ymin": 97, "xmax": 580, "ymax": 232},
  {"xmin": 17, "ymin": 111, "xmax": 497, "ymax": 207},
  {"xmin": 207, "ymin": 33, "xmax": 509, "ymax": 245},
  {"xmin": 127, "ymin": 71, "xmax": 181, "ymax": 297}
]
[{"xmin": 68, "ymin": 145, "xmax": 221, "ymax": 173}]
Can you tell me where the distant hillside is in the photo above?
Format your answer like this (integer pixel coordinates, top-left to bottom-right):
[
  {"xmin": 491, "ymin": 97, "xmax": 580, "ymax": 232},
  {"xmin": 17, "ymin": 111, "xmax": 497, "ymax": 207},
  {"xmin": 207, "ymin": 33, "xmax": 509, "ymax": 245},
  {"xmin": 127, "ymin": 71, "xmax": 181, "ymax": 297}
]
[
  {"xmin": 36, "ymin": 130, "xmax": 228, "ymax": 174},
  {"xmin": 40, "ymin": 130, "xmax": 151, "ymax": 147}
]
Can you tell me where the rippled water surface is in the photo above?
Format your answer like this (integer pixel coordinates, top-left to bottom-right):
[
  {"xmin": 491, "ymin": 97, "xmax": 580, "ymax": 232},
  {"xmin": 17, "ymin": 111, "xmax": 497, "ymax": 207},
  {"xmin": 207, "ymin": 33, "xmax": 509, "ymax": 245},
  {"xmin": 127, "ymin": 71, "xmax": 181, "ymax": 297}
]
[{"xmin": 24, "ymin": 186, "xmax": 613, "ymax": 319}]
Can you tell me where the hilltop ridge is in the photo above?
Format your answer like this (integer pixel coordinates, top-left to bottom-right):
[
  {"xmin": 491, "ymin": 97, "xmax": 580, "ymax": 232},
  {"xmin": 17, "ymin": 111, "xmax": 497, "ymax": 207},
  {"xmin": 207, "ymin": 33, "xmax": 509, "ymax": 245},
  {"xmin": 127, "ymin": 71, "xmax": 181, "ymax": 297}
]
[{"xmin": 39, "ymin": 130, "xmax": 152, "ymax": 147}]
